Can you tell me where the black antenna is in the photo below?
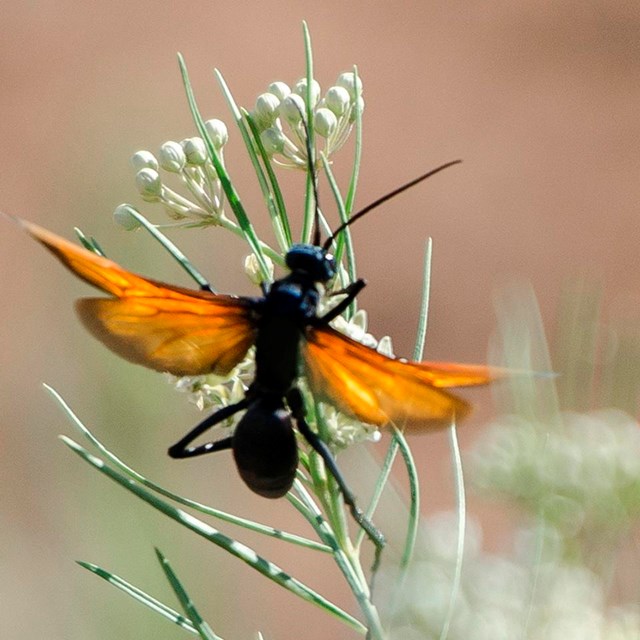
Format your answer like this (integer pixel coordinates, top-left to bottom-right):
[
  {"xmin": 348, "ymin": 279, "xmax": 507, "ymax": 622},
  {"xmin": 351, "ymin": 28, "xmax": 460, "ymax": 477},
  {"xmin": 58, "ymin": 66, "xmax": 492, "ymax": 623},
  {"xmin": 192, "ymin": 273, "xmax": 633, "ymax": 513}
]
[
  {"xmin": 294, "ymin": 102, "xmax": 322, "ymax": 247},
  {"xmin": 322, "ymin": 159, "xmax": 462, "ymax": 251}
]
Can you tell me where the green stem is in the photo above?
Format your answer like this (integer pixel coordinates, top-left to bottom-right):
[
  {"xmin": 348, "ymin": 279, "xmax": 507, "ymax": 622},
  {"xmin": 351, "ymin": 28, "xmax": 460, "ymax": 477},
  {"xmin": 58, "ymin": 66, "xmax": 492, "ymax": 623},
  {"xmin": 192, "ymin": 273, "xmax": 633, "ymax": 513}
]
[
  {"xmin": 295, "ymin": 480, "xmax": 386, "ymax": 640},
  {"xmin": 46, "ymin": 385, "xmax": 328, "ymax": 552},
  {"xmin": 62, "ymin": 436, "xmax": 365, "ymax": 634}
]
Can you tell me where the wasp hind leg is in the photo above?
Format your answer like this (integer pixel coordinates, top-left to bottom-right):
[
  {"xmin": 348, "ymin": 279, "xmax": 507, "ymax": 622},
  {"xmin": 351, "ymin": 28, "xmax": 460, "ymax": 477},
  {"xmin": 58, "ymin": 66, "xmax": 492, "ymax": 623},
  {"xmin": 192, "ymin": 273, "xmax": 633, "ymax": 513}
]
[
  {"xmin": 286, "ymin": 387, "xmax": 385, "ymax": 573},
  {"xmin": 168, "ymin": 398, "xmax": 250, "ymax": 458}
]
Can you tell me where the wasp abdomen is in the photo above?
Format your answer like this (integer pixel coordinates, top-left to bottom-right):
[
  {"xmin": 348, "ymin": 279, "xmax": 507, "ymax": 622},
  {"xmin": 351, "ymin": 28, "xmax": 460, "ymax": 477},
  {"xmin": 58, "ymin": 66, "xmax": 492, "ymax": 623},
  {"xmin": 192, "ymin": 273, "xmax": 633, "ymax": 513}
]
[{"xmin": 232, "ymin": 400, "xmax": 298, "ymax": 498}]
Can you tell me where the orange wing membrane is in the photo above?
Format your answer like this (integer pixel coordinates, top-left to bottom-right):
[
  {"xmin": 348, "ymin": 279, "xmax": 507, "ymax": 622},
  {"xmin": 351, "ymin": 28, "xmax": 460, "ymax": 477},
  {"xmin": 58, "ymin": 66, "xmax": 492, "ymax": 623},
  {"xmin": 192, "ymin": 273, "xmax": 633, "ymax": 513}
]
[
  {"xmin": 22, "ymin": 220, "xmax": 258, "ymax": 376},
  {"xmin": 303, "ymin": 325, "xmax": 499, "ymax": 430}
]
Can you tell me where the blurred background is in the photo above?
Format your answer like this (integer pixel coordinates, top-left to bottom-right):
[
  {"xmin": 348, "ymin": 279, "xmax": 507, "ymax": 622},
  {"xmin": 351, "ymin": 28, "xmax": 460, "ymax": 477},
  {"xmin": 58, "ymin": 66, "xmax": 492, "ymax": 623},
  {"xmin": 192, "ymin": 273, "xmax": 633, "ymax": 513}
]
[{"xmin": 1, "ymin": 2, "xmax": 639, "ymax": 638}]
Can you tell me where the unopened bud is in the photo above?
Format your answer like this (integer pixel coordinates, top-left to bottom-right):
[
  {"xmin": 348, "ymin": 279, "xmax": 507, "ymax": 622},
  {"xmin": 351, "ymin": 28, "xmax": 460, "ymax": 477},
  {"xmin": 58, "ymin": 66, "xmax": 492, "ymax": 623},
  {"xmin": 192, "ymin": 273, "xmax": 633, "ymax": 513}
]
[
  {"xmin": 135, "ymin": 168, "xmax": 162, "ymax": 201},
  {"xmin": 130, "ymin": 150, "xmax": 159, "ymax": 172},
  {"xmin": 204, "ymin": 119, "xmax": 228, "ymax": 149},
  {"xmin": 181, "ymin": 137, "xmax": 208, "ymax": 165},
  {"xmin": 158, "ymin": 140, "xmax": 186, "ymax": 172},
  {"xmin": 314, "ymin": 108, "xmax": 337, "ymax": 138},
  {"xmin": 113, "ymin": 203, "xmax": 142, "ymax": 230}
]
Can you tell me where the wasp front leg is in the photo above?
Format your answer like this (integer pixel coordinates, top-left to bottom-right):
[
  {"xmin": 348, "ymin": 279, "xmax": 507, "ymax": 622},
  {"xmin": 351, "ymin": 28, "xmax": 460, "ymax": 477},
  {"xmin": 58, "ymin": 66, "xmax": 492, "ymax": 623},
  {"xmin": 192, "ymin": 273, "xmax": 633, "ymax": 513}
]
[{"xmin": 319, "ymin": 279, "xmax": 367, "ymax": 324}]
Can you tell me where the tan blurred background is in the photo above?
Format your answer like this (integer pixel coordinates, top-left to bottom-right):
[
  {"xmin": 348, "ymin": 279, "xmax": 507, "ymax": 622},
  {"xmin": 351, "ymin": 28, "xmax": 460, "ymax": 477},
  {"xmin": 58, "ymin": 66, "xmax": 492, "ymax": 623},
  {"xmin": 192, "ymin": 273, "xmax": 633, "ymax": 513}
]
[{"xmin": 1, "ymin": 2, "xmax": 639, "ymax": 638}]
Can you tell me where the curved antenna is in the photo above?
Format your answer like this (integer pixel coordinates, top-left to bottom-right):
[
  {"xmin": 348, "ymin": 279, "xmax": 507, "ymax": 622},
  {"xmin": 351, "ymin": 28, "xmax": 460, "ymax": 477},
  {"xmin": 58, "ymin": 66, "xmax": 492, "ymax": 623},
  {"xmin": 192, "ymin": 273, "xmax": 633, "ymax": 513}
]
[{"xmin": 322, "ymin": 159, "xmax": 462, "ymax": 251}]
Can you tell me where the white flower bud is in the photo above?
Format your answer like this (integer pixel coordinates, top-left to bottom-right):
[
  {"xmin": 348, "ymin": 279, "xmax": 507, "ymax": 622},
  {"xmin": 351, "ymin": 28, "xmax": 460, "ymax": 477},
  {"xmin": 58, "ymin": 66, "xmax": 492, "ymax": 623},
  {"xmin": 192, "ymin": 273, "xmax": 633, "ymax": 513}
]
[
  {"xmin": 113, "ymin": 203, "xmax": 142, "ymax": 231},
  {"xmin": 324, "ymin": 86, "xmax": 351, "ymax": 117},
  {"xmin": 293, "ymin": 78, "xmax": 321, "ymax": 107},
  {"xmin": 314, "ymin": 108, "xmax": 337, "ymax": 138},
  {"xmin": 244, "ymin": 253, "xmax": 274, "ymax": 285},
  {"xmin": 180, "ymin": 137, "xmax": 208, "ymax": 165},
  {"xmin": 158, "ymin": 140, "xmax": 186, "ymax": 172},
  {"xmin": 377, "ymin": 336, "xmax": 395, "ymax": 358},
  {"xmin": 254, "ymin": 92, "xmax": 281, "ymax": 128},
  {"xmin": 204, "ymin": 119, "xmax": 228, "ymax": 149},
  {"xmin": 280, "ymin": 94, "xmax": 306, "ymax": 124},
  {"xmin": 260, "ymin": 127, "xmax": 285, "ymax": 154},
  {"xmin": 268, "ymin": 81, "xmax": 291, "ymax": 102},
  {"xmin": 229, "ymin": 378, "xmax": 246, "ymax": 404},
  {"xmin": 135, "ymin": 168, "xmax": 162, "ymax": 201},
  {"xmin": 130, "ymin": 150, "xmax": 159, "ymax": 172},
  {"xmin": 352, "ymin": 309, "xmax": 368, "ymax": 332},
  {"xmin": 336, "ymin": 72, "xmax": 363, "ymax": 99}
]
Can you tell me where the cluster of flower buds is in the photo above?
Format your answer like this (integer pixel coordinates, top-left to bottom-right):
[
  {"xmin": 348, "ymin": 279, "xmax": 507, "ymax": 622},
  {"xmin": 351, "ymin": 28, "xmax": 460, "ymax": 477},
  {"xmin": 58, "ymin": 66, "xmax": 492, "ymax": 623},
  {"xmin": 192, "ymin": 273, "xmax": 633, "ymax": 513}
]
[
  {"xmin": 114, "ymin": 119, "xmax": 229, "ymax": 230},
  {"xmin": 320, "ymin": 403, "xmax": 382, "ymax": 449},
  {"xmin": 168, "ymin": 348, "xmax": 256, "ymax": 424},
  {"xmin": 251, "ymin": 72, "xmax": 364, "ymax": 169}
]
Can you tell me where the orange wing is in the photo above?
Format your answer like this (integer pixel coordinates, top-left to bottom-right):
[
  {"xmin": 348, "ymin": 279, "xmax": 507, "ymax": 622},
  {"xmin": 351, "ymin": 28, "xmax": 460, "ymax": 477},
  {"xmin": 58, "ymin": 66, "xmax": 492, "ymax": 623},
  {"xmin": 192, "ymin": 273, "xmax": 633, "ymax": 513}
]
[
  {"xmin": 303, "ymin": 325, "xmax": 500, "ymax": 431},
  {"xmin": 22, "ymin": 220, "xmax": 258, "ymax": 376}
]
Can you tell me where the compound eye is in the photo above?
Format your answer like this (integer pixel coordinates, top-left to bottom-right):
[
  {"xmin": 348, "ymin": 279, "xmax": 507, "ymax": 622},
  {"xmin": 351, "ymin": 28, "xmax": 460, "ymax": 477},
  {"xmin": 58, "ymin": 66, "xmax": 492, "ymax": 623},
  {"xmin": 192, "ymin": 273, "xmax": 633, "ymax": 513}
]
[{"xmin": 323, "ymin": 254, "xmax": 337, "ymax": 280}]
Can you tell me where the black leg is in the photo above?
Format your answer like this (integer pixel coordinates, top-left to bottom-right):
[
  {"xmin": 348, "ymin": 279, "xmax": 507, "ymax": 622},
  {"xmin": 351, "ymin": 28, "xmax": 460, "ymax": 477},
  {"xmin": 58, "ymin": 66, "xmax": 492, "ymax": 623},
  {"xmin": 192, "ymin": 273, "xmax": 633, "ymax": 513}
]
[
  {"xmin": 168, "ymin": 398, "xmax": 250, "ymax": 458},
  {"xmin": 318, "ymin": 279, "xmax": 366, "ymax": 323},
  {"xmin": 286, "ymin": 387, "xmax": 385, "ymax": 571}
]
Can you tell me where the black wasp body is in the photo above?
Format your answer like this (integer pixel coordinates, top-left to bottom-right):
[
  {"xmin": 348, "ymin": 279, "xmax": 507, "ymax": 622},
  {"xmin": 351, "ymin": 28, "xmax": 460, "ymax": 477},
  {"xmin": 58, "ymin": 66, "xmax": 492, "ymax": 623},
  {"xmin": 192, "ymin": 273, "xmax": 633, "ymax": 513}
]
[
  {"xmin": 21, "ymin": 159, "xmax": 467, "ymax": 565},
  {"xmin": 168, "ymin": 242, "xmax": 368, "ymax": 519}
]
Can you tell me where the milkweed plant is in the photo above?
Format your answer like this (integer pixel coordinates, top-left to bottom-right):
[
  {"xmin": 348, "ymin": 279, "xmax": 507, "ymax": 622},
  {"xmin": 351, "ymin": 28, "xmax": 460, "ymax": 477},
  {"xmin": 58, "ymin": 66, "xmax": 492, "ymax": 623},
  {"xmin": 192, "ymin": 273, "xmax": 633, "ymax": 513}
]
[{"xmin": 45, "ymin": 23, "xmax": 640, "ymax": 640}]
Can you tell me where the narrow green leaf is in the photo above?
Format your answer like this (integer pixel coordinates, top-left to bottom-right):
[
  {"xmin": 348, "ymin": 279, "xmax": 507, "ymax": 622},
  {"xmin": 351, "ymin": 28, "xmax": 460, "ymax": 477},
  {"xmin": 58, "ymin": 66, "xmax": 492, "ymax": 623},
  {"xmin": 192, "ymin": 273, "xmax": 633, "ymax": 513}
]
[
  {"xmin": 321, "ymin": 153, "xmax": 357, "ymax": 295},
  {"xmin": 355, "ymin": 435, "xmax": 397, "ymax": 550},
  {"xmin": 155, "ymin": 549, "xmax": 223, "ymax": 640},
  {"xmin": 343, "ymin": 65, "xmax": 363, "ymax": 219},
  {"xmin": 77, "ymin": 560, "xmax": 198, "ymax": 634},
  {"xmin": 74, "ymin": 228, "xmax": 106, "ymax": 257},
  {"xmin": 44, "ymin": 385, "xmax": 331, "ymax": 553},
  {"xmin": 177, "ymin": 54, "xmax": 270, "ymax": 281},
  {"xmin": 393, "ymin": 428, "xmax": 420, "ymax": 571},
  {"xmin": 211, "ymin": 71, "xmax": 286, "ymax": 256},
  {"xmin": 413, "ymin": 237, "xmax": 433, "ymax": 360},
  {"xmin": 126, "ymin": 208, "xmax": 213, "ymax": 290},
  {"xmin": 301, "ymin": 21, "xmax": 316, "ymax": 244},
  {"xmin": 385, "ymin": 427, "xmax": 421, "ymax": 627},
  {"xmin": 439, "ymin": 421, "xmax": 465, "ymax": 640},
  {"xmin": 243, "ymin": 109, "xmax": 292, "ymax": 249},
  {"xmin": 61, "ymin": 436, "xmax": 365, "ymax": 634},
  {"xmin": 339, "ymin": 64, "xmax": 363, "ymax": 274}
]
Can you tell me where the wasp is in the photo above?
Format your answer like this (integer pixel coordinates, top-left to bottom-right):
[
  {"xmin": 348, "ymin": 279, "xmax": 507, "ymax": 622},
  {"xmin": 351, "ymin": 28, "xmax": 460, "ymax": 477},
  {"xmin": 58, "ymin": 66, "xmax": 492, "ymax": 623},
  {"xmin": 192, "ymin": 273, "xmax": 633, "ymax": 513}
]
[{"xmin": 16, "ymin": 159, "xmax": 498, "ymax": 559}]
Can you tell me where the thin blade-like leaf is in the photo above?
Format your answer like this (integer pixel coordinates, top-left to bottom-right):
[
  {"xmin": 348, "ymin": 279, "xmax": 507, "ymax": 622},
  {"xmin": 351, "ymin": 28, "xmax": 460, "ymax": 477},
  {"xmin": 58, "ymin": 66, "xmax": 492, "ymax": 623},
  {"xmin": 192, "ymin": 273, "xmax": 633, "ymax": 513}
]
[
  {"xmin": 155, "ymin": 549, "xmax": 223, "ymax": 640},
  {"xmin": 61, "ymin": 436, "xmax": 365, "ymax": 634},
  {"xmin": 77, "ymin": 560, "xmax": 198, "ymax": 635},
  {"xmin": 45, "ymin": 385, "xmax": 330, "ymax": 553}
]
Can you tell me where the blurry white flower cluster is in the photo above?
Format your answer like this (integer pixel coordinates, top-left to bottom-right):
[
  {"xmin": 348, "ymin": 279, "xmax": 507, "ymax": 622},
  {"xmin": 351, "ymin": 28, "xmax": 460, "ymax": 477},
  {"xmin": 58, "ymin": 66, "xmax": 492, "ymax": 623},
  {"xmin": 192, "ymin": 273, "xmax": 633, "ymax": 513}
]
[
  {"xmin": 470, "ymin": 410, "xmax": 640, "ymax": 545},
  {"xmin": 385, "ymin": 512, "xmax": 640, "ymax": 640}
]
